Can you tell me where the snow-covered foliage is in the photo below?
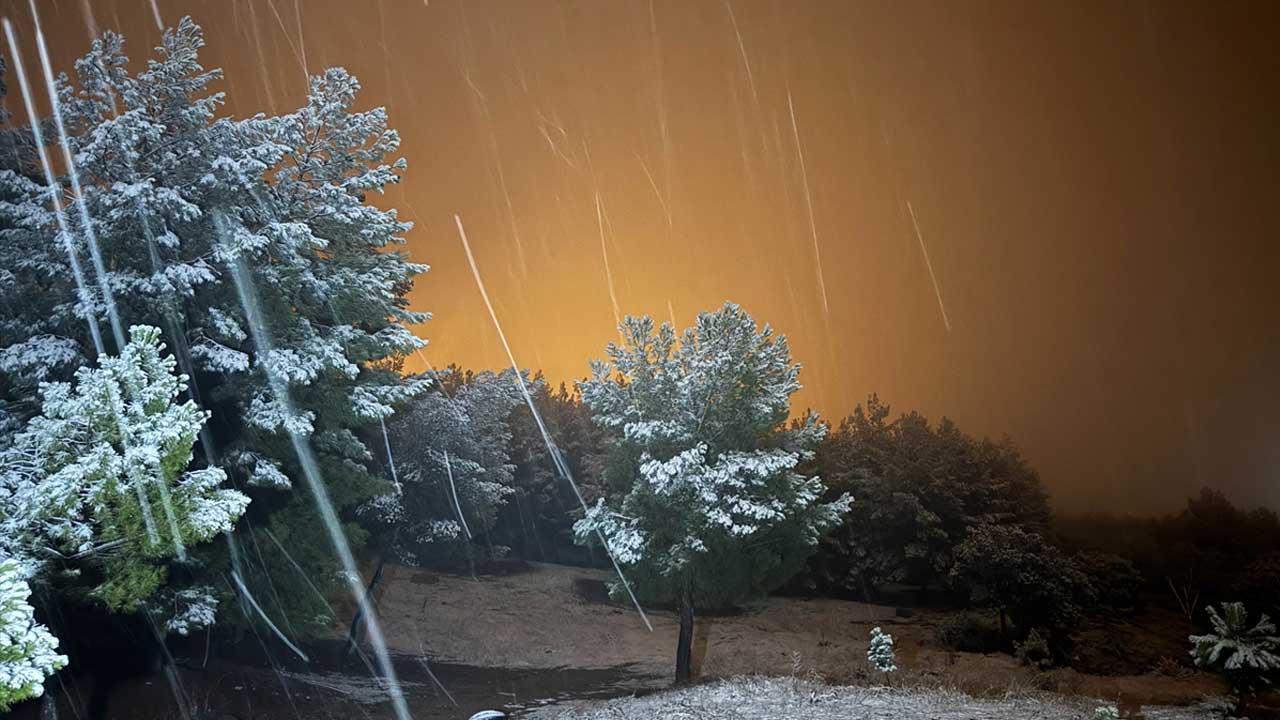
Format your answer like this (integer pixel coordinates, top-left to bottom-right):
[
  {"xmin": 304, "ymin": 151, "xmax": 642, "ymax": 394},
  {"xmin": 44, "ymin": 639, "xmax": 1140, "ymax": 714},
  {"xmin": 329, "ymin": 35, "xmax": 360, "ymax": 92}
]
[
  {"xmin": 1093, "ymin": 706, "xmax": 1121, "ymax": 720},
  {"xmin": 1190, "ymin": 602, "xmax": 1280, "ymax": 696},
  {"xmin": 377, "ymin": 369, "xmax": 526, "ymax": 565},
  {"xmin": 807, "ymin": 396, "xmax": 1052, "ymax": 595},
  {"xmin": 162, "ymin": 586, "xmax": 220, "ymax": 636},
  {"xmin": 867, "ymin": 626, "xmax": 897, "ymax": 673},
  {"xmin": 0, "ymin": 325, "xmax": 248, "ymax": 612},
  {"xmin": 0, "ymin": 18, "xmax": 427, "ymax": 630},
  {"xmin": 0, "ymin": 558, "xmax": 66, "ymax": 712},
  {"xmin": 575, "ymin": 302, "xmax": 850, "ymax": 609}
]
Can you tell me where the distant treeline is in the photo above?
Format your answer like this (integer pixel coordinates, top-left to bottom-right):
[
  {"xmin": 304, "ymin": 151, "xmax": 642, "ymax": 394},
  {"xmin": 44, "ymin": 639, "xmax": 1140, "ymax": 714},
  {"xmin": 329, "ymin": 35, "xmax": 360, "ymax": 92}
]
[
  {"xmin": 1055, "ymin": 489, "xmax": 1280, "ymax": 618},
  {"xmin": 377, "ymin": 366, "xmax": 1277, "ymax": 665}
]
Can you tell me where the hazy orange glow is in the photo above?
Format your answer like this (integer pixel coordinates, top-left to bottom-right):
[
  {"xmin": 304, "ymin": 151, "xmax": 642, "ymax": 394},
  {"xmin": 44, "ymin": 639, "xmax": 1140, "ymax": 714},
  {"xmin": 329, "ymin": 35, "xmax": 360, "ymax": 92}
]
[{"xmin": 7, "ymin": 0, "xmax": 1278, "ymax": 513}]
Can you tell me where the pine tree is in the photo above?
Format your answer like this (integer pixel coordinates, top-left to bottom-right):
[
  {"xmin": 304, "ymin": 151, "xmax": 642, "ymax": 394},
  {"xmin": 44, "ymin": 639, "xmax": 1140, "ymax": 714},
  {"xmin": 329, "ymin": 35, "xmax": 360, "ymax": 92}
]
[
  {"xmin": 372, "ymin": 368, "xmax": 525, "ymax": 566},
  {"xmin": 0, "ymin": 559, "xmax": 66, "ymax": 713},
  {"xmin": 1190, "ymin": 602, "xmax": 1280, "ymax": 713},
  {"xmin": 950, "ymin": 523, "xmax": 1093, "ymax": 641},
  {"xmin": 0, "ymin": 18, "xmax": 426, "ymax": 631},
  {"xmin": 0, "ymin": 325, "xmax": 248, "ymax": 618},
  {"xmin": 575, "ymin": 302, "xmax": 850, "ymax": 683},
  {"xmin": 502, "ymin": 379, "xmax": 609, "ymax": 562},
  {"xmin": 809, "ymin": 396, "xmax": 1051, "ymax": 596},
  {"xmin": 867, "ymin": 626, "xmax": 897, "ymax": 673}
]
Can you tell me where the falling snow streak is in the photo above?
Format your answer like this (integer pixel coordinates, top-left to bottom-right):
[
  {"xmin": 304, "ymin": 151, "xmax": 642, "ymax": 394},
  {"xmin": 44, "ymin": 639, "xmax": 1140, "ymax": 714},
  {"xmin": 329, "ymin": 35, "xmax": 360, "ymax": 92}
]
[
  {"xmin": 594, "ymin": 192, "xmax": 624, "ymax": 336},
  {"xmin": 265, "ymin": 0, "xmax": 307, "ymax": 87},
  {"xmin": 725, "ymin": 0, "xmax": 759, "ymax": 104},
  {"xmin": 442, "ymin": 449, "xmax": 473, "ymax": 540},
  {"xmin": 79, "ymin": 0, "xmax": 100, "ymax": 41},
  {"xmin": 243, "ymin": 1, "xmax": 279, "ymax": 113},
  {"xmin": 786, "ymin": 89, "xmax": 830, "ymax": 316},
  {"xmin": 294, "ymin": 0, "xmax": 307, "ymax": 74},
  {"xmin": 635, "ymin": 152, "xmax": 673, "ymax": 228},
  {"xmin": 142, "ymin": 611, "xmax": 193, "ymax": 720},
  {"xmin": 220, "ymin": 240, "xmax": 412, "ymax": 720},
  {"xmin": 2, "ymin": 20, "xmax": 105, "ymax": 356},
  {"xmin": 907, "ymin": 200, "xmax": 951, "ymax": 333},
  {"xmin": 148, "ymin": 0, "xmax": 163, "ymax": 31},
  {"xmin": 648, "ymin": 0, "xmax": 672, "ymax": 209},
  {"xmin": 31, "ymin": 0, "xmax": 126, "ymax": 352},
  {"xmin": 229, "ymin": 570, "xmax": 310, "ymax": 662},
  {"xmin": 464, "ymin": 70, "xmax": 529, "ymax": 277},
  {"xmin": 261, "ymin": 528, "xmax": 339, "ymax": 621},
  {"xmin": 379, "ymin": 417, "xmax": 401, "ymax": 492},
  {"xmin": 455, "ymin": 214, "xmax": 653, "ymax": 632},
  {"xmin": 416, "ymin": 656, "xmax": 458, "ymax": 707}
]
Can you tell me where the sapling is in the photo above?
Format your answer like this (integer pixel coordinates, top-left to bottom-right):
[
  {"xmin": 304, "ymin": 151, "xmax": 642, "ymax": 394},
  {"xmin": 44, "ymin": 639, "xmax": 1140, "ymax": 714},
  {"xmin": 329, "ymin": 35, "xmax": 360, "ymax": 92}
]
[
  {"xmin": 1189, "ymin": 601, "xmax": 1280, "ymax": 715},
  {"xmin": 867, "ymin": 626, "xmax": 897, "ymax": 673}
]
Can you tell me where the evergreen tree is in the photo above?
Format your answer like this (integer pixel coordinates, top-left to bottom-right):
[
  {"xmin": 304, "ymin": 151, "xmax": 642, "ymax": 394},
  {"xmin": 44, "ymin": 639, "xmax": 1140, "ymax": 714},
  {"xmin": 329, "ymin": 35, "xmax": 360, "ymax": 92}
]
[
  {"xmin": 809, "ymin": 396, "xmax": 1050, "ymax": 596},
  {"xmin": 0, "ymin": 559, "xmax": 65, "ymax": 713},
  {"xmin": 1189, "ymin": 602, "xmax": 1280, "ymax": 714},
  {"xmin": 372, "ymin": 368, "xmax": 525, "ymax": 567},
  {"xmin": 866, "ymin": 626, "xmax": 897, "ymax": 673},
  {"xmin": 0, "ymin": 325, "xmax": 247, "ymax": 620},
  {"xmin": 0, "ymin": 19, "xmax": 426, "ymax": 631},
  {"xmin": 502, "ymin": 379, "xmax": 609, "ymax": 562},
  {"xmin": 950, "ymin": 523, "xmax": 1093, "ymax": 643},
  {"xmin": 575, "ymin": 302, "xmax": 849, "ymax": 683}
]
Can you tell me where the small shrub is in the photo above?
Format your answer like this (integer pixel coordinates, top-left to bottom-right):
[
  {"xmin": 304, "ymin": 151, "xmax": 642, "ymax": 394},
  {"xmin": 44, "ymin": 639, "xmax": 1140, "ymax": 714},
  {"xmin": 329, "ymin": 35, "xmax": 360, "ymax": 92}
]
[
  {"xmin": 867, "ymin": 626, "xmax": 897, "ymax": 673},
  {"xmin": 935, "ymin": 612, "xmax": 1005, "ymax": 653},
  {"xmin": 1151, "ymin": 655, "xmax": 1193, "ymax": 677},
  {"xmin": 1093, "ymin": 706, "xmax": 1120, "ymax": 720},
  {"xmin": 1015, "ymin": 628, "xmax": 1053, "ymax": 669}
]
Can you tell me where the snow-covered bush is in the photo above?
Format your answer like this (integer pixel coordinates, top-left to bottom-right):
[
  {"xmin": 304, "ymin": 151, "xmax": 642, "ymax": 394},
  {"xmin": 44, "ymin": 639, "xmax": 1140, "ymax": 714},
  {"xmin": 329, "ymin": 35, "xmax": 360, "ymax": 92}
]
[
  {"xmin": 1093, "ymin": 706, "xmax": 1120, "ymax": 720},
  {"xmin": 1189, "ymin": 602, "xmax": 1280, "ymax": 710},
  {"xmin": 0, "ymin": 326, "xmax": 248, "ymax": 612},
  {"xmin": 575, "ymin": 303, "xmax": 850, "ymax": 681},
  {"xmin": 0, "ymin": 559, "xmax": 66, "ymax": 712},
  {"xmin": 867, "ymin": 626, "xmax": 897, "ymax": 673}
]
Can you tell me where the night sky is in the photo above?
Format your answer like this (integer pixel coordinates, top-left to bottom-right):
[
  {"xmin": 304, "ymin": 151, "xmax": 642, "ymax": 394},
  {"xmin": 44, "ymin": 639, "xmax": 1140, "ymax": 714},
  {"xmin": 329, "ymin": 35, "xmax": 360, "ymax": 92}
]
[{"xmin": 6, "ymin": 0, "xmax": 1278, "ymax": 514}]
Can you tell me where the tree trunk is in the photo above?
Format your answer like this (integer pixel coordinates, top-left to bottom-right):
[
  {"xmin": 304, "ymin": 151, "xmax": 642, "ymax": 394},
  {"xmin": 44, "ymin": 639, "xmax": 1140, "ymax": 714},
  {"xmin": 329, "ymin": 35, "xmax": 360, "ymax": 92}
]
[
  {"xmin": 998, "ymin": 608, "xmax": 1008, "ymax": 638},
  {"xmin": 346, "ymin": 553, "xmax": 388, "ymax": 655},
  {"xmin": 675, "ymin": 586, "xmax": 695, "ymax": 685}
]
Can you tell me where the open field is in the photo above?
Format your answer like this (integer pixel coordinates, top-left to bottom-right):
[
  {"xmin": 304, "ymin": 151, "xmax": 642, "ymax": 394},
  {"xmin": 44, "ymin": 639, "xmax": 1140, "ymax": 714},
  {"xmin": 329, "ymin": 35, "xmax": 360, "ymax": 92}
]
[{"xmin": 369, "ymin": 560, "xmax": 1225, "ymax": 713}]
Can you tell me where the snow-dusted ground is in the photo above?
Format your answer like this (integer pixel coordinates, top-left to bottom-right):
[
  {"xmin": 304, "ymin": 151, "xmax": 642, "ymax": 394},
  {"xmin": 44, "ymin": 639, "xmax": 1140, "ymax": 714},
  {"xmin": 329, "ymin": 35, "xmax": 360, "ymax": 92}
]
[{"xmin": 526, "ymin": 677, "xmax": 1217, "ymax": 720}]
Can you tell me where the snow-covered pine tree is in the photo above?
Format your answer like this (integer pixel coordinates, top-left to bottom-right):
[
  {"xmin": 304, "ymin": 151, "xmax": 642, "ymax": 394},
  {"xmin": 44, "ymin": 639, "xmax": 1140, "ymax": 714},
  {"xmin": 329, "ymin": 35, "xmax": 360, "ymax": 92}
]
[
  {"xmin": 1190, "ymin": 601, "xmax": 1280, "ymax": 713},
  {"xmin": 867, "ymin": 626, "xmax": 897, "ymax": 673},
  {"xmin": 0, "ymin": 558, "xmax": 66, "ymax": 713},
  {"xmin": 575, "ymin": 302, "xmax": 850, "ymax": 683},
  {"xmin": 375, "ymin": 368, "xmax": 525, "ymax": 566},
  {"xmin": 0, "ymin": 18, "xmax": 427, "ymax": 631},
  {"xmin": 0, "ymin": 55, "xmax": 90, "ymax": 441},
  {"xmin": 0, "ymin": 325, "xmax": 248, "ymax": 617}
]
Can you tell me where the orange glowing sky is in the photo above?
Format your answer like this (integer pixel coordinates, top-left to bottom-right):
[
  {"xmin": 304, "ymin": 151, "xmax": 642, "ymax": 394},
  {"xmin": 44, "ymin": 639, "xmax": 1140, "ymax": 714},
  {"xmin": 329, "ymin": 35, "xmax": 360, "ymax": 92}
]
[{"xmin": 7, "ymin": 0, "xmax": 1279, "ymax": 513}]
